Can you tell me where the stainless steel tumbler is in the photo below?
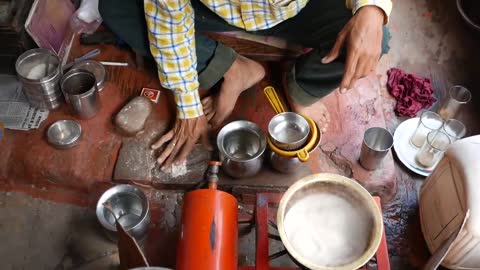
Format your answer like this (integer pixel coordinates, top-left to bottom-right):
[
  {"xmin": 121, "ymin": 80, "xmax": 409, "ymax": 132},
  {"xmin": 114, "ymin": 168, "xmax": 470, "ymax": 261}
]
[
  {"xmin": 61, "ymin": 70, "xmax": 99, "ymax": 119},
  {"xmin": 359, "ymin": 127, "xmax": 394, "ymax": 171}
]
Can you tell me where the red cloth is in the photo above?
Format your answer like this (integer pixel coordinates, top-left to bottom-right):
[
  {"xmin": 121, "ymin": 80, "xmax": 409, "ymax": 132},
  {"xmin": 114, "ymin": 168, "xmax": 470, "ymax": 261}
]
[{"xmin": 387, "ymin": 68, "xmax": 436, "ymax": 117}]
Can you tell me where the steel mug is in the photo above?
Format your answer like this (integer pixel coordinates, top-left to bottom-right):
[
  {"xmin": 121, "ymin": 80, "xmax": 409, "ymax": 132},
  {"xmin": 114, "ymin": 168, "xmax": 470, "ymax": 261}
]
[
  {"xmin": 61, "ymin": 70, "xmax": 99, "ymax": 119},
  {"xmin": 359, "ymin": 127, "xmax": 394, "ymax": 171},
  {"xmin": 217, "ymin": 120, "xmax": 266, "ymax": 178}
]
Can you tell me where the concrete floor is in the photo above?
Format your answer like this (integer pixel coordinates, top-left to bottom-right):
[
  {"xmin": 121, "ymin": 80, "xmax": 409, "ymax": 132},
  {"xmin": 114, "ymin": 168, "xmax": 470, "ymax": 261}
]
[
  {"xmin": 1, "ymin": 0, "xmax": 480, "ymax": 269},
  {"xmin": 0, "ymin": 190, "xmax": 298, "ymax": 270},
  {"xmin": 0, "ymin": 191, "xmax": 119, "ymax": 270},
  {"xmin": 0, "ymin": 190, "xmax": 415, "ymax": 270}
]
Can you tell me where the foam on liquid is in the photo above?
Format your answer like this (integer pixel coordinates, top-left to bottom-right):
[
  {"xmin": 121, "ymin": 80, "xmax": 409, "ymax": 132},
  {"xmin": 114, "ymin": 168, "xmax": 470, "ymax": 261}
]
[{"xmin": 284, "ymin": 192, "xmax": 372, "ymax": 267}]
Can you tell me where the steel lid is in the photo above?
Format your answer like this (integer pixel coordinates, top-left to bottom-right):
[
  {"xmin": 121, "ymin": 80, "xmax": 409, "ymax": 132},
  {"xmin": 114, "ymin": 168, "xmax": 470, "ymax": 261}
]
[{"xmin": 47, "ymin": 120, "xmax": 82, "ymax": 149}]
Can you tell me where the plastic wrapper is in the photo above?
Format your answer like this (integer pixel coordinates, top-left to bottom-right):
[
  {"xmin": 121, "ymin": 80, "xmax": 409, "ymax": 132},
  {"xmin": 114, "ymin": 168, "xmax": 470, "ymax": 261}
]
[{"xmin": 70, "ymin": 0, "xmax": 102, "ymax": 34}]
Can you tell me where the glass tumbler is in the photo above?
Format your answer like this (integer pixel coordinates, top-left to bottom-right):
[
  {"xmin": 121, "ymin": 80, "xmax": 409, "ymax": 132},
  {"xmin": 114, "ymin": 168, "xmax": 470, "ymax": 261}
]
[
  {"xmin": 438, "ymin": 85, "xmax": 471, "ymax": 119},
  {"xmin": 410, "ymin": 111, "xmax": 444, "ymax": 148},
  {"xmin": 443, "ymin": 119, "xmax": 466, "ymax": 142},
  {"xmin": 416, "ymin": 131, "xmax": 451, "ymax": 168}
]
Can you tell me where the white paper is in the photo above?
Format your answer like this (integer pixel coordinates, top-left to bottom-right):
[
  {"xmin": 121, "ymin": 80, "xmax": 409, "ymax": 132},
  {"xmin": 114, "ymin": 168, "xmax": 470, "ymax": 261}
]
[{"xmin": 0, "ymin": 75, "xmax": 49, "ymax": 130}]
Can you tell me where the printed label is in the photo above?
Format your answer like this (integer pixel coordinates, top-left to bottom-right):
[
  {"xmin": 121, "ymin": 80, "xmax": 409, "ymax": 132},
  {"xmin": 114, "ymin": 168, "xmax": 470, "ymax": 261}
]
[{"xmin": 140, "ymin": 88, "xmax": 161, "ymax": 103}]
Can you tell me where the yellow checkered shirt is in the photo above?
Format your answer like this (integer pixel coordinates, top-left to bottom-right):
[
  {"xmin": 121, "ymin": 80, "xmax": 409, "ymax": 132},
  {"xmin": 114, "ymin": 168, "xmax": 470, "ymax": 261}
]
[{"xmin": 144, "ymin": 0, "xmax": 393, "ymax": 119}]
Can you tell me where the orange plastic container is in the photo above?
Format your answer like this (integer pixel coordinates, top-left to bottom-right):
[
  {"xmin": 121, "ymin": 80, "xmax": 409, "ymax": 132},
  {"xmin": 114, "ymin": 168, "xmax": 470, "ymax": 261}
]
[{"xmin": 176, "ymin": 189, "xmax": 238, "ymax": 270}]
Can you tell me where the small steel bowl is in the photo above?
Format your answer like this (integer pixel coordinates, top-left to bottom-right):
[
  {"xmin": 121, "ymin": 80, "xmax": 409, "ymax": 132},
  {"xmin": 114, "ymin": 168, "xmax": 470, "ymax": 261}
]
[
  {"xmin": 96, "ymin": 184, "xmax": 150, "ymax": 241},
  {"xmin": 268, "ymin": 112, "xmax": 310, "ymax": 151},
  {"xmin": 46, "ymin": 120, "xmax": 82, "ymax": 149},
  {"xmin": 71, "ymin": 60, "xmax": 106, "ymax": 91}
]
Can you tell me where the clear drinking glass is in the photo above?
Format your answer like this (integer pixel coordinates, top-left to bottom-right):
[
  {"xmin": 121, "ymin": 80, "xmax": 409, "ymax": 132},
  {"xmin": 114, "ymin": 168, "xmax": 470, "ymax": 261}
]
[
  {"xmin": 438, "ymin": 86, "xmax": 471, "ymax": 119},
  {"xmin": 410, "ymin": 111, "xmax": 444, "ymax": 148},
  {"xmin": 416, "ymin": 131, "xmax": 451, "ymax": 168},
  {"xmin": 443, "ymin": 119, "xmax": 466, "ymax": 142}
]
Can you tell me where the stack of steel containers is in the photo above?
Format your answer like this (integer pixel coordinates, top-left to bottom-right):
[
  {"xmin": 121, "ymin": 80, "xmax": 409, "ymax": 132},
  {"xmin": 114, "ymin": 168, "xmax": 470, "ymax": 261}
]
[{"xmin": 15, "ymin": 48, "xmax": 63, "ymax": 110}]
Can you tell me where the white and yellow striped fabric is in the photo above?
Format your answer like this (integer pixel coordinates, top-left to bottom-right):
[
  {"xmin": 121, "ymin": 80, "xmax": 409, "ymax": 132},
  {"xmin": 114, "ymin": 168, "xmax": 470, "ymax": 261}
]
[{"xmin": 144, "ymin": 0, "xmax": 392, "ymax": 119}]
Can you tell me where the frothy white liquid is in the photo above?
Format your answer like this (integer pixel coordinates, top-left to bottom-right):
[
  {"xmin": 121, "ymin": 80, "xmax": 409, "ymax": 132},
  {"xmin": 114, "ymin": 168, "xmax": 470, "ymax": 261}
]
[{"xmin": 284, "ymin": 193, "xmax": 372, "ymax": 267}]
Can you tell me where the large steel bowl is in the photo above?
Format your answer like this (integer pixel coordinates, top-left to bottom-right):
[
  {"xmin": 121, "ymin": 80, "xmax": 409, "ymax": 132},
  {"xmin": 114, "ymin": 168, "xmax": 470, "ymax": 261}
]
[
  {"xmin": 96, "ymin": 184, "xmax": 150, "ymax": 241},
  {"xmin": 217, "ymin": 120, "xmax": 266, "ymax": 178},
  {"xmin": 277, "ymin": 174, "xmax": 383, "ymax": 270}
]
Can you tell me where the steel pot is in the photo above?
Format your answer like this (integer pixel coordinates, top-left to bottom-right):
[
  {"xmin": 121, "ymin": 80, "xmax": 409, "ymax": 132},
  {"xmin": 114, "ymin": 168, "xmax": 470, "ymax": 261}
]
[
  {"xmin": 217, "ymin": 120, "xmax": 266, "ymax": 178},
  {"xmin": 96, "ymin": 184, "xmax": 150, "ymax": 242},
  {"xmin": 277, "ymin": 174, "xmax": 383, "ymax": 270},
  {"xmin": 269, "ymin": 122, "xmax": 322, "ymax": 174}
]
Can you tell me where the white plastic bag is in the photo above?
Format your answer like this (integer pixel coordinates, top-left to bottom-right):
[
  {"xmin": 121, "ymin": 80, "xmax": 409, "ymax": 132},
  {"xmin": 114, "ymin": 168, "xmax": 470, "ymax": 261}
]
[{"xmin": 71, "ymin": 0, "xmax": 103, "ymax": 34}]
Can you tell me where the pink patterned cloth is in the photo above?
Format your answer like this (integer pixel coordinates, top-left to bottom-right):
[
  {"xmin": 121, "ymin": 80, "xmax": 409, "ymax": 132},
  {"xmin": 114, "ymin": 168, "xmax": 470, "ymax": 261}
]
[{"xmin": 387, "ymin": 68, "xmax": 436, "ymax": 117}]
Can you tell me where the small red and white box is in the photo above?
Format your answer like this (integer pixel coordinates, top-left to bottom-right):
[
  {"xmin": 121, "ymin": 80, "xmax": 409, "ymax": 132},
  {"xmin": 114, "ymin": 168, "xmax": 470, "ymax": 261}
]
[{"xmin": 140, "ymin": 88, "xmax": 161, "ymax": 103}]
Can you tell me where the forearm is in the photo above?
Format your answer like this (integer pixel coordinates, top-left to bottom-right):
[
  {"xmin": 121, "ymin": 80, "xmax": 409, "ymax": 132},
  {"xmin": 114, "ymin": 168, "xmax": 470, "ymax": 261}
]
[{"xmin": 144, "ymin": 0, "xmax": 203, "ymax": 119}]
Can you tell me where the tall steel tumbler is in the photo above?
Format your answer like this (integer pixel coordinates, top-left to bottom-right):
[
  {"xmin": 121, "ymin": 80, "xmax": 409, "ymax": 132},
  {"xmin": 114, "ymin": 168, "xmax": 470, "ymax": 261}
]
[
  {"xmin": 61, "ymin": 70, "xmax": 99, "ymax": 119},
  {"xmin": 359, "ymin": 127, "xmax": 394, "ymax": 170}
]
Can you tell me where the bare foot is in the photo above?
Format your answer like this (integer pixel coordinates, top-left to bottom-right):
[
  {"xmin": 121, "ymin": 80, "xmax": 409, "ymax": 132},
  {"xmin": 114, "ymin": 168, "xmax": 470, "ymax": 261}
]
[
  {"xmin": 289, "ymin": 96, "xmax": 331, "ymax": 133},
  {"xmin": 204, "ymin": 55, "xmax": 265, "ymax": 128},
  {"xmin": 282, "ymin": 74, "xmax": 331, "ymax": 133}
]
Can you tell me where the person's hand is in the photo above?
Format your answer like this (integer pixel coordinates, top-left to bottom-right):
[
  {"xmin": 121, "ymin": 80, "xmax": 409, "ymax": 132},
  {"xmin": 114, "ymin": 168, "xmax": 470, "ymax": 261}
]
[
  {"xmin": 151, "ymin": 115, "xmax": 212, "ymax": 170},
  {"xmin": 322, "ymin": 6, "xmax": 385, "ymax": 93}
]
